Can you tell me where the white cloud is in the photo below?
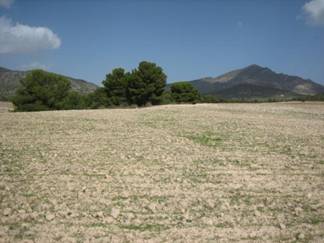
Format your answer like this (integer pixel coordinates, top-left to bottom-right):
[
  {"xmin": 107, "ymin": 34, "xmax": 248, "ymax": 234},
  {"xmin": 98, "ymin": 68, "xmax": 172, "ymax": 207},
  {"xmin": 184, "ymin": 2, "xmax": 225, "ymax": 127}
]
[
  {"xmin": 303, "ymin": 0, "xmax": 324, "ymax": 25},
  {"xmin": 0, "ymin": 16, "xmax": 61, "ymax": 54},
  {"xmin": 20, "ymin": 62, "xmax": 50, "ymax": 71},
  {"xmin": 0, "ymin": 0, "xmax": 14, "ymax": 8}
]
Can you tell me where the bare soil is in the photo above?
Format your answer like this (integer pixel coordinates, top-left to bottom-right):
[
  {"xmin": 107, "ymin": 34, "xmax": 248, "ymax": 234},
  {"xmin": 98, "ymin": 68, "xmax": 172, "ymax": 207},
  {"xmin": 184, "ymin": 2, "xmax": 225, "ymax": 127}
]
[{"xmin": 0, "ymin": 102, "xmax": 323, "ymax": 242}]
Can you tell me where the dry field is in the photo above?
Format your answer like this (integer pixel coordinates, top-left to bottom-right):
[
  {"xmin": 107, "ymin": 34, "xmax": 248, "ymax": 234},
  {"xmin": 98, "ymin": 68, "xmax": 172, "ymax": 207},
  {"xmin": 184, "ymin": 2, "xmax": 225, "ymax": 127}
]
[{"xmin": 0, "ymin": 101, "xmax": 324, "ymax": 242}]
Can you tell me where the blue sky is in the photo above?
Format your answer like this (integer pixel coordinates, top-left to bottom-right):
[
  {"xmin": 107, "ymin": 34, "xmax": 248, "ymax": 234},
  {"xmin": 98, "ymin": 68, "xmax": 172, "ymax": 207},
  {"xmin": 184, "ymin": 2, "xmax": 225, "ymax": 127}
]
[{"xmin": 0, "ymin": 0, "xmax": 324, "ymax": 85}]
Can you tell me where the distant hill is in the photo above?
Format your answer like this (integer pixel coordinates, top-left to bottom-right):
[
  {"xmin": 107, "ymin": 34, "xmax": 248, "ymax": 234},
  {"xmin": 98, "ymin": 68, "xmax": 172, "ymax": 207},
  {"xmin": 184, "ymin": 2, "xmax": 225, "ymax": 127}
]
[
  {"xmin": 0, "ymin": 67, "xmax": 98, "ymax": 100},
  {"xmin": 188, "ymin": 65, "xmax": 324, "ymax": 100},
  {"xmin": 215, "ymin": 83, "xmax": 301, "ymax": 100}
]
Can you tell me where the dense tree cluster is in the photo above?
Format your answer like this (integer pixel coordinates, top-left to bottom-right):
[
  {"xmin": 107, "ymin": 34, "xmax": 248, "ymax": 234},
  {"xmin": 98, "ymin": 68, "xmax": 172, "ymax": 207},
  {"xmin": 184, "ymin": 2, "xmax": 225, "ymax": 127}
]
[
  {"xmin": 169, "ymin": 82, "xmax": 200, "ymax": 103},
  {"xmin": 103, "ymin": 61, "xmax": 167, "ymax": 106},
  {"xmin": 12, "ymin": 70, "xmax": 71, "ymax": 111},
  {"xmin": 12, "ymin": 61, "xmax": 212, "ymax": 112}
]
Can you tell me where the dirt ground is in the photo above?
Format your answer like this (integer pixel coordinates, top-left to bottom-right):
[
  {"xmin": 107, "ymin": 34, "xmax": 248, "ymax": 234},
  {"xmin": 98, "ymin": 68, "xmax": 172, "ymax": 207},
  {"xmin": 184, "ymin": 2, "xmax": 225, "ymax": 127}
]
[{"xmin": 0, "ymin": 102, "xmax": 323, "ymax": 242}]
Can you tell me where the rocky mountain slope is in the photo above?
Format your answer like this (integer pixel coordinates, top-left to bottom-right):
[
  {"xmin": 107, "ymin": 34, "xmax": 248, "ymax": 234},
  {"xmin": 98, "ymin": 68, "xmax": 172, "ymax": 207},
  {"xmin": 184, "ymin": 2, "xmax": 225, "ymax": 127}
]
[
  {"xmin": 189, "ymin": 65, "xmax": 324, "ymax": 99},
  {"xmin": 0, "ymin": 67, "xmax": 98, "ymax": 100}
]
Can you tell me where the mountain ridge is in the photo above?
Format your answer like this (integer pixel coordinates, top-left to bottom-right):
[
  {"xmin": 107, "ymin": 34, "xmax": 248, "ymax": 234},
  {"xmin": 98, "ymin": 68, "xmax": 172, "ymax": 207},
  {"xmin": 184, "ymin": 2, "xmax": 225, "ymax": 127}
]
[
  {"xmin": 0, "ymin": 67, "xmax": 98, "ymax": 100},
  {"xmin": 1, "ymin": 64, "xmax": 324, "ymax": 101},
  {"xmin": 187, "ymin": 64, "xmax": 324, "ymax": 99}
]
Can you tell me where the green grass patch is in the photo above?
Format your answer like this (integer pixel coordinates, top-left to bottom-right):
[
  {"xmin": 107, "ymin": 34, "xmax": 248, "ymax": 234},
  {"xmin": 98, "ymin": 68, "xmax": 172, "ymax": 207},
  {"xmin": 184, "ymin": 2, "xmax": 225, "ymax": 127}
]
[
  {"xmin": 112, "ymin": 195, "xmax": 168, "ymax": 203},
  {"xmin": 185, "ymin": 132, "xmax": 223, "ymax": 147},
  {"xmin": 308, "ymin": 215, "xmax": 324, "ymax": 225},
  {"xmin": 88, "ymin": 222, "xmax": 113, "ymax": 228},
  {"xmin": 119, "ymin": 223, "xmax": 169, "ymax": 232},
  {"xmin": 215, "ymin": 222, "xmax": 233, "ymax": 228},
  {"xmin": 182, "ymin": 168, "xmax": 208, "ymax": 183}
]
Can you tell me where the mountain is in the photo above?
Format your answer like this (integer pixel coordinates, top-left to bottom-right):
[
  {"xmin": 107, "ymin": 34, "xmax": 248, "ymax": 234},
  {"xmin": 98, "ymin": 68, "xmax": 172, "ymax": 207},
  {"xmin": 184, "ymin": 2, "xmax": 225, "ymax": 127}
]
[
  {"xmin": 0, "ymin": 67, "xmax": 98, "ymax": 100},
  {"xmin": 188, "ymin": 65, "xmax": 324, "ymax": 100},
  {"xmin": 215, "ymin": 83, "xmax": 301, "ymax": 100}
]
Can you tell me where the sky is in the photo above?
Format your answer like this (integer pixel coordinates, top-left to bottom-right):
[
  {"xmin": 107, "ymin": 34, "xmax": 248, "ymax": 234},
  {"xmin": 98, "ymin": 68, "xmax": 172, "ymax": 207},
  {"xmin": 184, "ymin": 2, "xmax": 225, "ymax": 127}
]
[{"xmin": 0, "ymin": 0, "xmax": 324, "ymax": 85}]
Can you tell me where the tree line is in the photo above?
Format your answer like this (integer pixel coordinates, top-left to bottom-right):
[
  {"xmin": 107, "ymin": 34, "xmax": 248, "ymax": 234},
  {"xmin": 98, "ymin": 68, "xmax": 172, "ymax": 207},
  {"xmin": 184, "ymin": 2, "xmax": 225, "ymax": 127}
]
[
  {"xmin": 12, "ymin": 61, "xmax": 210, "ymax": 111},
  {"xmin": 14, "ymin": 60, "xmax": 321, "ymax": 111}
]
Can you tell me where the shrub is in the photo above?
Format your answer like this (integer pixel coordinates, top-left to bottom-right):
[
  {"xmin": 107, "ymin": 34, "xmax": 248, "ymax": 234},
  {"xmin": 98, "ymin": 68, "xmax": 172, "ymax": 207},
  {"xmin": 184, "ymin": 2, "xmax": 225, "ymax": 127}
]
[{"xmin": 200, "ymin": 95, "xmax": 220, "ymax": 103}]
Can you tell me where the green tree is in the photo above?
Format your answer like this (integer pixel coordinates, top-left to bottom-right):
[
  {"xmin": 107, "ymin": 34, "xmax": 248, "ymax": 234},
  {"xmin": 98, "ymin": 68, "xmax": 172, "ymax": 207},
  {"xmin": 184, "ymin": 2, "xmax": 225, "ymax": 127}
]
[
  {"xmin": 159, "ymin": 91, "xmax": 175, "ymax": 105},
  {"xmin": 86, "ymin": 88, "xmax": 110, "ymax": 109},
  {"xmin": 102, "ymin": 68, "xmax": 128, "ymax": 106},
  {"xmin": 58, "ymin": 91, "xmax": 87, "ymax": 110},
  {"xmin": 12, "ymin": 70, "xmax": 71, "ymax": 111},
  {"xmin": 170, "ymin": 82, "xmax": 200, "ymax": 103},
  {"xmin": 127, "ymin": 61, "xmax": 167, "ymax": 106}
]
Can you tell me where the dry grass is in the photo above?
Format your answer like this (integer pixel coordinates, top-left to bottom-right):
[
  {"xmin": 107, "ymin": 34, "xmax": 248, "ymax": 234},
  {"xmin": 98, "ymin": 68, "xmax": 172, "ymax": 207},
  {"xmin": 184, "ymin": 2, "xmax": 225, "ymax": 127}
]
[{"xmin": 0, "ymin": 102, "xmax": 324, "ymax": 242}]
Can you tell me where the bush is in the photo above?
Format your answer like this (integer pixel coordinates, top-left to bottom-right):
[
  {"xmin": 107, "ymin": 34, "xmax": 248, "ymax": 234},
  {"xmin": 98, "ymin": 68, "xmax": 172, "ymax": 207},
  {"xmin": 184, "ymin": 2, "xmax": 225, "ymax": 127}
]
[
  {"xmin": 12, "ymin": 70, "xmax": 71, "ymax": 111},
  {"xmin": 170, "ymin": 82, "xmax": 200, "ymax": 103},
  {"xmin": 200, "ymin": 95, "xmax": 220, "ymax": 103}
]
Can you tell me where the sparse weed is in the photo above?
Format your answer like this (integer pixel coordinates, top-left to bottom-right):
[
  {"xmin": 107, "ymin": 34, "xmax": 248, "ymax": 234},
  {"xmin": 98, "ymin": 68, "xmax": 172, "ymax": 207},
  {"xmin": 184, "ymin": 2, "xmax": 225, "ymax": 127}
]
[
  {"xmin": 119, "ymin": 223, "xmax": 169, "ymax": 232},
  {"xmin": 184, "ymin": 132, "xmax": 223, "ymax": 147}
]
